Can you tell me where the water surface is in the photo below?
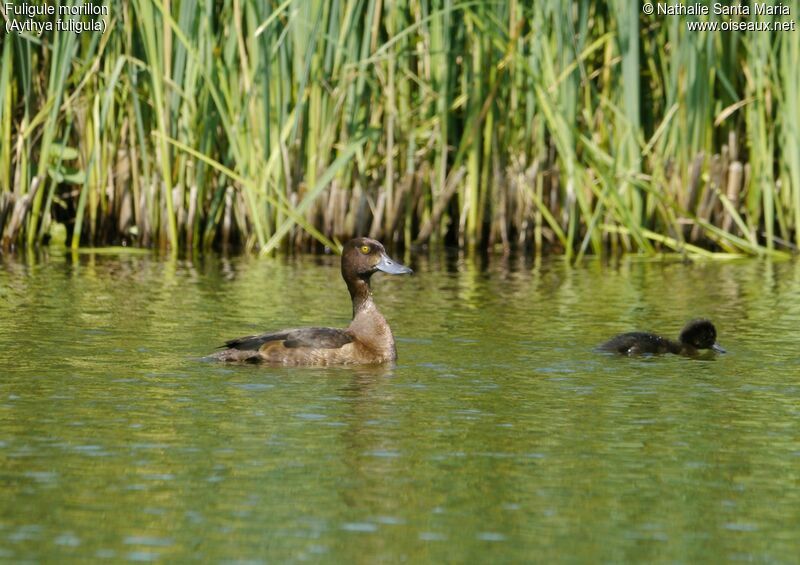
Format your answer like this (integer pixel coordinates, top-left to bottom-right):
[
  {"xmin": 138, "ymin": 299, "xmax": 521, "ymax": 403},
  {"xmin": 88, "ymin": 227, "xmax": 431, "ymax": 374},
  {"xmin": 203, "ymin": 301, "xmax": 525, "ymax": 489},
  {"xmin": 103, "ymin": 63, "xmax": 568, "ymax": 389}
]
[{"xmin": 1, "ymin": 250, "xmax": 799, "ymax": 562}]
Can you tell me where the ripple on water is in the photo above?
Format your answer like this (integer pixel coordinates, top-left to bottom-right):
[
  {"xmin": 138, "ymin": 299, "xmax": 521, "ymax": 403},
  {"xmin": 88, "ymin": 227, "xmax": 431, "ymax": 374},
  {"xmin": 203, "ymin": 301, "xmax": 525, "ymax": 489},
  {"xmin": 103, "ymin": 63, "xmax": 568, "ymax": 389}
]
[
  {"xmin": 123, "ymin": 536, "xmax": 174, "ymax": 547},
  {"xmin": 54, "ymin": 533, "xmax": 81, "ymax": 547},
  {"xmin": 340, "ymin": 522, "xmax": 378, "ymax": 533},
  {"xmin": 364, "ymin": 450, "xmax": 401, "ymax": 458},
  {"xmin": 230, "ymin": 383, "xmax": 275, "ymax": 391},
  {"xmin": 295, "ymin": 413, "xmax": 327, "ymax": 421},
  {"xmin": 125, "ymin": 551, "xmax": 161, "ymax": 562},
  {"xmin": 723, "ymin": 522, "xmax": 760, "ymax": 532},
  {"xmin": 419, "ymin": 532, "xmax": 447, "ymax": 541},
  {"xmin": 374, "ymin": 516, "xmax": 405, "ymax": 525},
  {"xmin": 476, "ymin": 532, "xmax": 507, "ymax": 542}
]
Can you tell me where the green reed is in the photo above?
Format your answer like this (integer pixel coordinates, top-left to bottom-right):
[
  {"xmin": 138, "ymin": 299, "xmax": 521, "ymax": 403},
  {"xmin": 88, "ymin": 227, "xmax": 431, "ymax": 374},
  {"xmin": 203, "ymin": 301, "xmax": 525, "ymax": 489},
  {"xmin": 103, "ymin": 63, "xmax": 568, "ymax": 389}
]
[{"xmin": 0, "ymin": 0, "xmax": 797, "ymax": 259}]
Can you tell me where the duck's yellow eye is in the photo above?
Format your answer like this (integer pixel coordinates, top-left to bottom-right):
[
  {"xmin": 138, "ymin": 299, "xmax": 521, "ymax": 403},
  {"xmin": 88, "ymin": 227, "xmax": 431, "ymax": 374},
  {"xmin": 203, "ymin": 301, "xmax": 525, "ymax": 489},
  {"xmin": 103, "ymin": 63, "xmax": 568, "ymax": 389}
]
[{"xmin": 360, "ymin": 245, "xmax": 371, "ymax": 254}]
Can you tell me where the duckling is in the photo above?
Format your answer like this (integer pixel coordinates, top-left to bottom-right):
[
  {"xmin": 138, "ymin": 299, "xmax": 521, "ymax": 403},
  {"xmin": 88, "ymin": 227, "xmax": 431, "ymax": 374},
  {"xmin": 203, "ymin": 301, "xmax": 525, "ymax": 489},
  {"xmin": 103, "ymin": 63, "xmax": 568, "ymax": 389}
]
[
  {"xmin": 210, "ymin": 238, "xmax": 412, "ymax": 365},
  {"xmin": 599, "ymin": 319, "xmax": 726, "ymax": 356}
]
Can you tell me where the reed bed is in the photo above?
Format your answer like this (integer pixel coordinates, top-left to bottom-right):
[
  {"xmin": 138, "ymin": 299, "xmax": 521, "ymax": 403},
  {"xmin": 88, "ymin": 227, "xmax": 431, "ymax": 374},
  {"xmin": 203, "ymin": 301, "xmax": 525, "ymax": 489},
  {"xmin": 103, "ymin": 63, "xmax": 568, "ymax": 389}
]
[{"xmin": 1, "ymin": 1, "xmax": 798, "ymax": 258}]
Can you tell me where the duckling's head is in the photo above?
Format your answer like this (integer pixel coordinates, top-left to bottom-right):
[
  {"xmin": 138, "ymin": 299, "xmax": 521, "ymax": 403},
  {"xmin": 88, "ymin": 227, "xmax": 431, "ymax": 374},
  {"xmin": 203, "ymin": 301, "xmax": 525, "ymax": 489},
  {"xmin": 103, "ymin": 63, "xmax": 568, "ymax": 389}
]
[
  {"xmin": 341, "ymin": 237, "xmax": 413, "ymax": 283},
  {"xmin": 679, "ymin": 319, "xmax": 726, "ymax": 353}
]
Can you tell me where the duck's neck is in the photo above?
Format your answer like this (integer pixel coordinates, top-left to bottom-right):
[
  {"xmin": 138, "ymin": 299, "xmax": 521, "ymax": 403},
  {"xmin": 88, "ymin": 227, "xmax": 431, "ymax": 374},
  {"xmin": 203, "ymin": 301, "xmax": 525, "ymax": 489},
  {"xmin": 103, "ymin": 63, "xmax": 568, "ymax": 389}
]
[
  {"xmin": 668, "ymin": 339, "xmax": 689, "ymax": 355},
  {"xmin": 346, "ymin": 276, "xmax": 373, "ymax": 318},
  {"xmin": 345, "ymin": 276, "xmax": 397, "ymax": 361}
]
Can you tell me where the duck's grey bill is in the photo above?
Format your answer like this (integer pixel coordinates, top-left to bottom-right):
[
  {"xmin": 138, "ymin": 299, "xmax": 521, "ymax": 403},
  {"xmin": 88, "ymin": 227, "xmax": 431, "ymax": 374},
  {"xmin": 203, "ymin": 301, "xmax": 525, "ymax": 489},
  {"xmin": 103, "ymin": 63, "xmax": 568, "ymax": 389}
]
[{"xmin": 376, "ymin": 254, "xmax": 413, "ymax": 275}]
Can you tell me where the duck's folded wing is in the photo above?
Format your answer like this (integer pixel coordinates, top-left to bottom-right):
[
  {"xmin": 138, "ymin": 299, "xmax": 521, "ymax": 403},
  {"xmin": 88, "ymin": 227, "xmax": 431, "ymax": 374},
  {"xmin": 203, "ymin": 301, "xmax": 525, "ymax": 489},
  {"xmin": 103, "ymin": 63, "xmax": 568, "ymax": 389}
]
[{"xmin": 223, "ymin": 327, "xmax": 353, "ymax": 351}]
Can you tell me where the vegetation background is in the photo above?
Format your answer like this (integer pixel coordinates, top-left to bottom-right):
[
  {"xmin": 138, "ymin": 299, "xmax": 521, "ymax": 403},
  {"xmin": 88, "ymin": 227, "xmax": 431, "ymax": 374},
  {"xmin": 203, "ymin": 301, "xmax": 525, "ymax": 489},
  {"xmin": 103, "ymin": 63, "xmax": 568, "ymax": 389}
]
[{"xmin": 1, "ymin": 0, "xmax": 798, "ymax": 259}]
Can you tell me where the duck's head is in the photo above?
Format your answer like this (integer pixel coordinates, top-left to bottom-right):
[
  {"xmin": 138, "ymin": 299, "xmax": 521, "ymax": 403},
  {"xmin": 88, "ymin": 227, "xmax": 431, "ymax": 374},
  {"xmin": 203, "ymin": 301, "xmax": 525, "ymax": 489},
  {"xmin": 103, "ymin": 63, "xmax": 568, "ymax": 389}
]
[
  {"xmin": 679, "ymin": 319, "xmax": 726, "ymax": 353},
  {"xmin": 341, "ymin": 237, "xmax": 413, "ymax": 283}
]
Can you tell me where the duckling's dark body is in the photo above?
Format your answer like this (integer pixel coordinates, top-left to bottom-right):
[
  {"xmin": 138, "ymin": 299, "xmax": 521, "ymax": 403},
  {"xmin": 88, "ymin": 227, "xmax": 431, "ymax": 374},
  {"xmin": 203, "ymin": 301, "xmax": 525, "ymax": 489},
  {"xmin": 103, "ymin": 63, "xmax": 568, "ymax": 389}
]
[
  {"xmin": 599, "ymin": 319, "xmax": 725, "ymax": 356},
  {"xmin": 599, "ymin": 332, "xmax": 685, "ymax": 355},
  {"xmin": 211, "ymin": 238, "xmax": 412, "ymax": 365}
]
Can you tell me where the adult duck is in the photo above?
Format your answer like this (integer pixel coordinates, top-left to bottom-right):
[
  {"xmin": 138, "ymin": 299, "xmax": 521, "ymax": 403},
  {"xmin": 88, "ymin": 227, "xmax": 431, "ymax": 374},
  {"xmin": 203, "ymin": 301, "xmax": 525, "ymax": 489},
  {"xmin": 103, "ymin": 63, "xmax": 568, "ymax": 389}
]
[{"xmin": 211, "ymin": 237, "xmax": 412, "ymax": 365}]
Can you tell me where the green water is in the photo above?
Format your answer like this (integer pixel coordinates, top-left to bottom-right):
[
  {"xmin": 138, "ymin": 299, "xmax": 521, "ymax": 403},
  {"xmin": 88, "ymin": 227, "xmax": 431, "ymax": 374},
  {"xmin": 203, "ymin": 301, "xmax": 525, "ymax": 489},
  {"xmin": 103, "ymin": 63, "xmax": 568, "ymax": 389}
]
[{"xmin": 1, "ymin": 250, "xmax": 799, "ymax": 563}]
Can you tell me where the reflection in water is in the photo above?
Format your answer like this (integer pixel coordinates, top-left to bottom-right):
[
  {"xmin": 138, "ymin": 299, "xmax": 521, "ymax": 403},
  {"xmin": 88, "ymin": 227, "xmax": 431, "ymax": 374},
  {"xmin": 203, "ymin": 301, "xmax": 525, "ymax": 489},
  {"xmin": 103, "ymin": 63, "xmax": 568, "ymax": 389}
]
[{"xmin": 1, "ymin": 251, "xmax": 799, "ymax": 562}]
